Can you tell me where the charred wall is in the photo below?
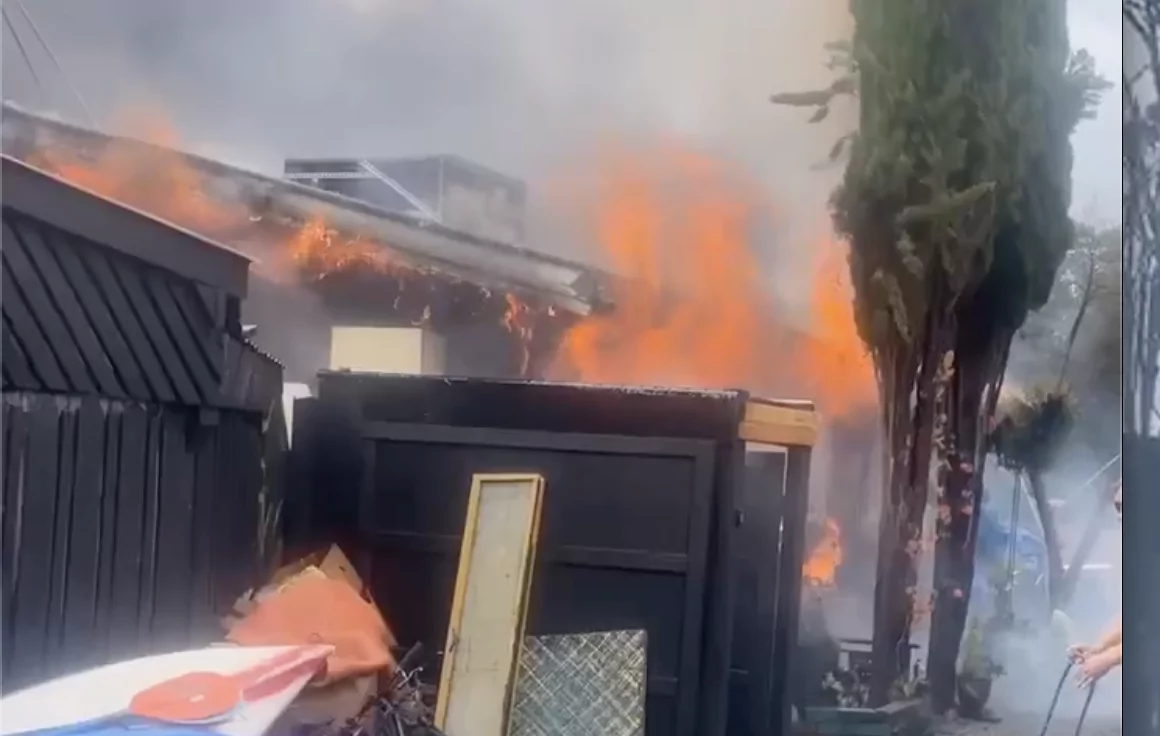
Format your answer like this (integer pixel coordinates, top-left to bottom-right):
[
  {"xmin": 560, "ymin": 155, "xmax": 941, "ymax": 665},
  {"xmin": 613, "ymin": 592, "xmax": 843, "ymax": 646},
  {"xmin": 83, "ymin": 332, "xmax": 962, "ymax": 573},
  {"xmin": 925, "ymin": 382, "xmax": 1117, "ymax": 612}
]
[{"xmin": 243, "ymin": 266, "xmax": 580, "ymax": 384}]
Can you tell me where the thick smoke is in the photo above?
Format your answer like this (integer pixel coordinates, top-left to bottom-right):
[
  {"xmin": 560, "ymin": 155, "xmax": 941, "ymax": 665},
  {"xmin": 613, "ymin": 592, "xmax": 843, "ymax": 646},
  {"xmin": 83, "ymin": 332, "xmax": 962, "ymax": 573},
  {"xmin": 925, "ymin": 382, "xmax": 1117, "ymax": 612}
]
[
  {"xmin": 1, "ymin": 0, "xmax": 853, "ymax": 297},
  {"xmin": 2, "ymin": 0, "xmax": 1122, "ymax": 718}
]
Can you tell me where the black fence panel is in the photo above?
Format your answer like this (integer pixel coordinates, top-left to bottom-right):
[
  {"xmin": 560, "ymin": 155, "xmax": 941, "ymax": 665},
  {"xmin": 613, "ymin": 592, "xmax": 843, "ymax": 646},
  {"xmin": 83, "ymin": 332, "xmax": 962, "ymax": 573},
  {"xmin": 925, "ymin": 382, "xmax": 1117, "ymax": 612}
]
[
  {"xmin": 290, "ymin": 372, "xmax": 815, "ymax": 736},
  {"xmin": 0, "ymin": 156, "xmax": 285, "ymax": 695},
  {"xmin": 0, "ymin": 392, "xmax": 271, "ymax": 693}
]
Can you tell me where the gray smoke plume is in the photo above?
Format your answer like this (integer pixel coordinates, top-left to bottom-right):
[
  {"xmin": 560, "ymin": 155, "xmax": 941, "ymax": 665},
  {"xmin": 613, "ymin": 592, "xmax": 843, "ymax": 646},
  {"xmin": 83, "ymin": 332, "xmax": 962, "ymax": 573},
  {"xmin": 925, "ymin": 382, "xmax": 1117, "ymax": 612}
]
[{"xmin": 1, "ymin": 0, "xmax": 855, "ymax": 298}]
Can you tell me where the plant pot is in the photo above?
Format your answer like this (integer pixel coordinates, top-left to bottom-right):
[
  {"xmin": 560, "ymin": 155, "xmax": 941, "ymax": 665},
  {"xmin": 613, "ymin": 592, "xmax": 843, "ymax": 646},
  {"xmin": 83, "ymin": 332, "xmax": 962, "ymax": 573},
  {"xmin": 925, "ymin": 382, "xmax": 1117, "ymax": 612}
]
[{"xmin": 957, "ymin": 675, "xmax": 993, "ymax": 719}]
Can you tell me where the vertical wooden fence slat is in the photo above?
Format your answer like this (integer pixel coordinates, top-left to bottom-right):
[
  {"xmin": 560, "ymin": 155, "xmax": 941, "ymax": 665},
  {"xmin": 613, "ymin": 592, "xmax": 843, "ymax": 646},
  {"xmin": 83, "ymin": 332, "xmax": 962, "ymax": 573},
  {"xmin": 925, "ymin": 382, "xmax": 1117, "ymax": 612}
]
[
  {"xmin": 154, "ymin": 410, "xmax": 195, "ymax": 650},
  {"xmin": 136, "ymin": 408, "xmax": 164, "ymax": 650},
  {"xmin": 45, "ymin": 401, "xmax": 78, "ymax": 678},
  {"xmin": 93, "ymin": 401, "xmax": 122, "ymax": 663},
  {"xmin": 108, "ymin": 403, "xmax": 147, "ymax": 660},
  {"xmin": 190, "ymin": 418, "xmax": 219, "ymax": 642},
  {"xmin": 1, "ymin": 397, "xmax": 30, "ymax": 683},
  {"xmin": 9, "ymin": 397, "xmax": 62, "ymax": 690},
  {"xmin": 61, "ymin": 399, "xmax": 106, "ymax": 670}
]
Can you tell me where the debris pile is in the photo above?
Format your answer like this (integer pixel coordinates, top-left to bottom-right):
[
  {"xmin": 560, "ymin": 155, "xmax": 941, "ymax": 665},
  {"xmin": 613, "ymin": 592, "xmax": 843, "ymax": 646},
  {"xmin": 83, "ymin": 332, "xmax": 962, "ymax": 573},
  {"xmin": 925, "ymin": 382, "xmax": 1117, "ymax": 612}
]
[{"xmin": 224, "ymin": 546, "xmax": 442, "ymax": 735}]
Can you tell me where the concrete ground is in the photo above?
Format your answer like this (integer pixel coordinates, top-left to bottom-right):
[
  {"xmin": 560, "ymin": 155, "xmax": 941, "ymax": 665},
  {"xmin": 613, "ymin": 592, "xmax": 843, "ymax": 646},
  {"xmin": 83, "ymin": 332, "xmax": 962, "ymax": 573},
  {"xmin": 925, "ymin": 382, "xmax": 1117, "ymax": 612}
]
[{"xmin": 931, "ymin": 712, "xmax": 1121, "ymax": 736}]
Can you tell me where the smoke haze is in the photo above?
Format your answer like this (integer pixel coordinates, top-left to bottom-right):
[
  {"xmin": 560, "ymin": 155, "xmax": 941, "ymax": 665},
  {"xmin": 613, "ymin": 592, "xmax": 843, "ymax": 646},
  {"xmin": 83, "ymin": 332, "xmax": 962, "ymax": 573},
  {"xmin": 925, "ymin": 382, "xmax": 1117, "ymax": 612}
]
[
  {"xmin": 2, "ymin": 0, "xmax": 1123, "ymax": 717},
  {"xmin": 1, "ymin": 0, "xmax": 854, "ymax": 298}
]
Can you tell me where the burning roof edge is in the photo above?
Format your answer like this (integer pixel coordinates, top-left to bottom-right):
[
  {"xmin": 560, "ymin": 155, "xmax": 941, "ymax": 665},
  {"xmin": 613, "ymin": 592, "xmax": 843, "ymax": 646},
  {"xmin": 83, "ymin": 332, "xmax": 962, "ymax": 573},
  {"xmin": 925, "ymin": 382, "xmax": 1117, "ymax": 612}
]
[
  {"xmin": 3, "ymin": 154, "xmax": 252, "ymax": 297},
  {"xmin": 0, "ymin": 102, "xmax": 610, "ymax": 316}
]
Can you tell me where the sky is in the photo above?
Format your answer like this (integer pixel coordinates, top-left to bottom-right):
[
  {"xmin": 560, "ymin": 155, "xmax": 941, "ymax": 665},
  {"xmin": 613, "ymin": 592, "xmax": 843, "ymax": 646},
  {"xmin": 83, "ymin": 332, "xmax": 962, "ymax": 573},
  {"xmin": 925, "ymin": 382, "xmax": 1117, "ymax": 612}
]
[
  {"xmin": 1067, "ymin": 0, "xmax": 1123, "ymax": 226},
  {"xmin": 1, "ymin": 0, "xmax": 1122, "ymax": 236}
]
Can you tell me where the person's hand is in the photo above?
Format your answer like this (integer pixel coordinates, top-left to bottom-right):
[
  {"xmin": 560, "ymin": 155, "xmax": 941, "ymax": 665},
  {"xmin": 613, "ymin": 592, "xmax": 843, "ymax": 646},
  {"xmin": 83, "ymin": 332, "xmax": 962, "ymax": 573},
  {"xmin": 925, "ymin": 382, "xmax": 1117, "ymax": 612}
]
[
  {"xmin": 1067, "ymin": 643, "xmax": 1094, "ymax": 662},
  {"xmin": 1074, "ymin": 647, "xmax": 1119, "ymax": 688}
]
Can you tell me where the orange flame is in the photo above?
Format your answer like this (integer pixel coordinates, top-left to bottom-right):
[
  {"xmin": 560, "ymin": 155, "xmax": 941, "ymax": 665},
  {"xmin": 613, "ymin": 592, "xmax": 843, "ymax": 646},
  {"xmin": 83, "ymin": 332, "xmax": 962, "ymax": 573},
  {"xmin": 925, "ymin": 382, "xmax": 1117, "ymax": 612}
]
[
  {"xmin": 29, "ymin": 112, "xmax": 876, "ymax": 413},
  {"xmin": 551, "ymin": 147, "xmax": 760, "ymax": 388},
  {"xmin": 548, "ymin": 144, "xmax": 875, "ymax": 417},
  {"xmin": 29, "ymin": 109, "xmax": 246, "ymax": 236},
  {"xmin": 289, "ymin": 216, "xmax": 397, "ymax": 277},
  {"xmin": 803, "ymin": 518, "xmax": 843, "ymax": 587}
]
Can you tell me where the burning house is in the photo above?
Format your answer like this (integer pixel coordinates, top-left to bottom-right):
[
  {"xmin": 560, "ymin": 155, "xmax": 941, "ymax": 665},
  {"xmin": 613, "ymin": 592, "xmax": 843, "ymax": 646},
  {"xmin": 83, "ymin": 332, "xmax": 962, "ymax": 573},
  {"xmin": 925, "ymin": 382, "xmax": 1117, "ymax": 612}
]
[
  {"xmin": 1, "ymin": 102, "xmax": 884, "ymax": 582},
  {"xmin": 1, "ymin": 103, "xmax": 611, "ymax": 386},
  {"xmin": 0, "ymin": 102, "xmax": 899, "ymax": 733}
]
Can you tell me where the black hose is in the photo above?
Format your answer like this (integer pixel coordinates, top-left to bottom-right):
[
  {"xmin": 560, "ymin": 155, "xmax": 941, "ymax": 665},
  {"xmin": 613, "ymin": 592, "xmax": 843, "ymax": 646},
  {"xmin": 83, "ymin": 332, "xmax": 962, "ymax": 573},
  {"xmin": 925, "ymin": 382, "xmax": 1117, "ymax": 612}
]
[
  {"xmin": 1039, "ymin": 660, "xmax": 1073, "ymax": 736},
  {"xmin": 1075, "ymin": 682, "xmax": 1096, "ymax": 736},
  {"xmin": 1039, "ymin": 659, "xmax": 1098, "ymax": 736}
]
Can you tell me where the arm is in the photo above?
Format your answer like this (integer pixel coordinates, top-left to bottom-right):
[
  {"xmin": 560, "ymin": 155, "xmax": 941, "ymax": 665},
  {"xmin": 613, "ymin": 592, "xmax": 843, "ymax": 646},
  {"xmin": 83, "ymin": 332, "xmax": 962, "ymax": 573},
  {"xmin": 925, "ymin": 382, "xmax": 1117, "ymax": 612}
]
[
  {"xmin": 1108, "ymin": 643, "xmax": 1123, "ymax": 666},
  {"xmin": 1076, "ymin": 643, "xmax": 1122, "ymax": 688},
  {"xmin": 1093, "ymin": 616, "xmax": 1122, "ymax": 653}
]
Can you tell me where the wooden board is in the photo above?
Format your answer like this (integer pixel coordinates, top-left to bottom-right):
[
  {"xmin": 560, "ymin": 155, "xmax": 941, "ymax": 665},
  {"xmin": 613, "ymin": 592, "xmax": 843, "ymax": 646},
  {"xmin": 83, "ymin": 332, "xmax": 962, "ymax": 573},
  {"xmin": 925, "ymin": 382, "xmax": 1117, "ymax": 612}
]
[
  {"xmin": 434, "ymin": 473, "xmax": 545, "ymax": 736},
  {"xmin": 739, "ymin": 399, "xmax": 820, "ymax": 447}
]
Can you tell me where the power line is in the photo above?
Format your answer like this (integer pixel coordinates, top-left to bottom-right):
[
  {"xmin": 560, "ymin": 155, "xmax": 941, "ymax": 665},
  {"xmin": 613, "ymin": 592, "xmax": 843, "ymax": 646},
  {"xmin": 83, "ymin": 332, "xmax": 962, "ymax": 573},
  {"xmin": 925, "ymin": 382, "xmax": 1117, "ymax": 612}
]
[
  {"xmin": 11, "ymin": 0, "xmax": 94, "ymax": 124},
  {"xmin": 2, "ymin": 5, "xmax": 48, "ymax": 106}
]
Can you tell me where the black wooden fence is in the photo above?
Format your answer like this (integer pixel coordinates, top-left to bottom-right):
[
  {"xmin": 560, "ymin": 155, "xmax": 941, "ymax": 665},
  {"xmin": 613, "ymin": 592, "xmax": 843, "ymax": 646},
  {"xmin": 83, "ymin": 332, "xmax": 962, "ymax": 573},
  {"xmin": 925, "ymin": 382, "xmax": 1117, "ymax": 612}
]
[
  {"xmin": 1, "ymin": 395, "xmax": 271, "ymax": 689},
  {"xmin": 1, "ymin": 156, "xmax": 283, "ymax": 691}
]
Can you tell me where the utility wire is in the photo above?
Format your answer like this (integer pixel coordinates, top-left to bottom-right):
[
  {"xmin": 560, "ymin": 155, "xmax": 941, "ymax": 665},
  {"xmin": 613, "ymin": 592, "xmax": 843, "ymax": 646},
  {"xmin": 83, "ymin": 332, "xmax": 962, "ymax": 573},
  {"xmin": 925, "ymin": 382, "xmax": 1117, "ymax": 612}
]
[
  {"xmin": 2, "ymin": 4, "xmax": 48, "ymax": 106},
  {"xmin": 11, "ymin": 0, "xmax": 94, "ymax": 124}
]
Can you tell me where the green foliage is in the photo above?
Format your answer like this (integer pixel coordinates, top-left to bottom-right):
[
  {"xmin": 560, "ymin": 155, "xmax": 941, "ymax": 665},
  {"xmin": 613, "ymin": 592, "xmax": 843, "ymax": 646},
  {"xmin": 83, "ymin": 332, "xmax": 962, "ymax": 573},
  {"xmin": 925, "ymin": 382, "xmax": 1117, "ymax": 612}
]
[
  {"xmin": 775, "ymin": 1, "xmax": 1110, "ymax": 360},
  {"xmin": 989, "ymin": 384, "xmax": 1078, "ymax": 473},
  {"xmin": 772, "ymin": 1, "xmax": 1111, "ymax": 704}
]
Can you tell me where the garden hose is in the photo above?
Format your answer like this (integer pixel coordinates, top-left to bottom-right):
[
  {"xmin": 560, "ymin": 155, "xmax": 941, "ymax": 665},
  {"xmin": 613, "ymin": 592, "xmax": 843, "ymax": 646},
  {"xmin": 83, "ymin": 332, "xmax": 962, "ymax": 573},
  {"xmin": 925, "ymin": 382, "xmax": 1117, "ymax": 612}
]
[{"xmin": 1038, "ymin": 659, "xmax": 1097, "ymax": 736}]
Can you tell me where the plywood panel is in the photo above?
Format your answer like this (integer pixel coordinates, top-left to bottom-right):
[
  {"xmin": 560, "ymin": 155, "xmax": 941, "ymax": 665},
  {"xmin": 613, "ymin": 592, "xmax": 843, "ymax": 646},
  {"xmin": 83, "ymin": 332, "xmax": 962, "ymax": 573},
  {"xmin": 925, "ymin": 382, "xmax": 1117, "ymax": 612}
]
[
  {"xmin": 434, "ymin": 474, "xmax": 544, "ymax": 736},
  {"xmin": 329, "ymin": 326, "xmax": 446, "ymax": 375}
]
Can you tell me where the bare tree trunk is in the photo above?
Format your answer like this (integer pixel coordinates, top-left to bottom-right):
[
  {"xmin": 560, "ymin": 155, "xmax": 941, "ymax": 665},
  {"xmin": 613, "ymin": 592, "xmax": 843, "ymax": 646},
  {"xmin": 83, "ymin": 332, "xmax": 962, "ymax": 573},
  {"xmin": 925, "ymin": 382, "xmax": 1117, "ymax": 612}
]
[
  {"xmin": 927, "ymin": 324, "xmax": 1010, "ymax": 714},
  {"xmin": 1025, "ymin": 471, "xmax": 1066, "ymax": 610},
  {"xmin": 870, "ymin": 338, "xmax": 943, "ymax": 705}
]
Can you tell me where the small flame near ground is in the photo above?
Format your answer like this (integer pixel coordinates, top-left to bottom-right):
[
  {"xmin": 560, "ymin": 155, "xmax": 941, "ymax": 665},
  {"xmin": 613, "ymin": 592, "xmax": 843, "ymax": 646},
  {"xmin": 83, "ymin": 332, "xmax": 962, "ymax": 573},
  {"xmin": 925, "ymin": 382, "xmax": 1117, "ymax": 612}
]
[{"xmin": 803, "ymin": 518, "xmax": 843, "ymax": 587}]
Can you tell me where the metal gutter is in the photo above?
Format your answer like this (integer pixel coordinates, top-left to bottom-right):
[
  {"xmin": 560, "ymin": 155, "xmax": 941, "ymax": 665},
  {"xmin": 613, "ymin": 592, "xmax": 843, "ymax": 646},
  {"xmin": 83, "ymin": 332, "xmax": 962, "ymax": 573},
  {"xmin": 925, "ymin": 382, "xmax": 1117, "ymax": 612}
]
[{"xmin": 1, "ymin": 102, "xmax": 608, "ymax": 315}]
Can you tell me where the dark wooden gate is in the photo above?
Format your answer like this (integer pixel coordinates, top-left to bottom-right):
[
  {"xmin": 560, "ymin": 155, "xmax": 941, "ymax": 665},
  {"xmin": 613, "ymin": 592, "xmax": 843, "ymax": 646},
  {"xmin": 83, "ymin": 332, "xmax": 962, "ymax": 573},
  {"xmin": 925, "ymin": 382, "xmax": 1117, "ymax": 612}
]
[
  {"xmin": 289, "ymin": 372, "xmax": 816, "ymax": 736},
  {"xmin": 0, "ymin": 156, "xmax": 283, "ymax": 691}
]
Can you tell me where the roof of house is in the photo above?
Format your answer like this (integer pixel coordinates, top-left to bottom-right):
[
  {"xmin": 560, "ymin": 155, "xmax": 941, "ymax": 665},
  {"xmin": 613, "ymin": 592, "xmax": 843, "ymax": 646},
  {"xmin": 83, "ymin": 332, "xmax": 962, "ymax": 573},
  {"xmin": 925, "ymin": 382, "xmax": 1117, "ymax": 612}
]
[
  {"xmin": 2, "ymin": 155, "xmax": 280, "ymax": 410},
  {"xmin": 1, "ymin": 103, "xmax": 609, "ymax": 315},
  {"xmin": 3, "ymin": 155, "xmax": 252, "ymax": 296}
]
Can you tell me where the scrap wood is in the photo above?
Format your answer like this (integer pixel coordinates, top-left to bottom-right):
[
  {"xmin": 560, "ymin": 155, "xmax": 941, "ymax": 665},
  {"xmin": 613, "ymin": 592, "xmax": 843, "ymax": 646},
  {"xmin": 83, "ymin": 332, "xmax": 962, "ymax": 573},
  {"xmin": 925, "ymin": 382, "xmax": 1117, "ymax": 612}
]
[
  {"xmin": 281, "ymin": 643, "xmax": 445, "ymax": 736},
  {"xmin": 227, "ymin": 572, "xmax": 396, "ymax": 685},
  {"xmin": 272, "ymin": 545, "xmax": 367, "ymax": 595},
  {"xmin": 222, "ymin": 545, "xmax": 387, "ymax": 641},
  {"xmin": 282, "ymin": 673, "xmax": 379, "ymax": 729}
]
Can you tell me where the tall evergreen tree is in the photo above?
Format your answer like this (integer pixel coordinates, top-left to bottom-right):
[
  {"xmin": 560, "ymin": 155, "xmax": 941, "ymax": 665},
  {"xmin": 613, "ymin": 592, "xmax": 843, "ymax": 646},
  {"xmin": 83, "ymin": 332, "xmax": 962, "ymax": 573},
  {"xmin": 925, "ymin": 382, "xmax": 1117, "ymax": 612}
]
[{"xmin": 776, "ymin": 0, "xmax": 1106, "ymax": 707}]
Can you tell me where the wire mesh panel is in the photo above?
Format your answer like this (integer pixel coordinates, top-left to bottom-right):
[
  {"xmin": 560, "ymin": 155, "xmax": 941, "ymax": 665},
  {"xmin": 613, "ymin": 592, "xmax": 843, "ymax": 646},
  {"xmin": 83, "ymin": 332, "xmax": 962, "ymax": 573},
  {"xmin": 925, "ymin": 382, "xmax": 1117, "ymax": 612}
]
[{"xmin": 509, "ymin": 630, "xmax": 647, "ymax": 736}]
